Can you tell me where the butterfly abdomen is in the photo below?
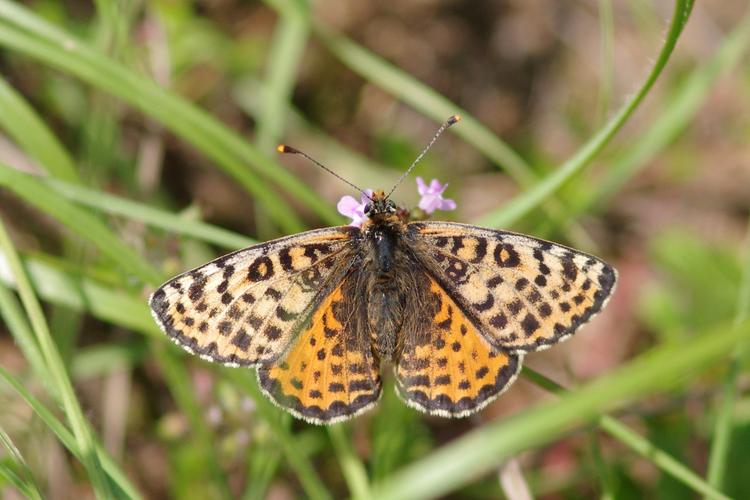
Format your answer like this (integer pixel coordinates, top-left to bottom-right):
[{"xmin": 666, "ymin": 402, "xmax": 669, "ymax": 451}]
[{"xmin": 362, "ymin": 219, "xmax": 412, "ymax": 360}]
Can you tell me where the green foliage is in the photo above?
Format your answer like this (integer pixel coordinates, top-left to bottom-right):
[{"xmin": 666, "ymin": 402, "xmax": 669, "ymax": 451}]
[{"xmin": 0, "ymin": 0, "xmax": 748, "ymax": 498}]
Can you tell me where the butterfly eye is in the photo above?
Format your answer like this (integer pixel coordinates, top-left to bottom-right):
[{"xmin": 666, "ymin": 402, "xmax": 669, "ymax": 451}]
[
  {"xmin": 386, "ymin": 200, "xmax": 396, "ymax": 213},
  {"xmin": 364, "ymin": 203, "xmax": 372, "ymax": 214}
]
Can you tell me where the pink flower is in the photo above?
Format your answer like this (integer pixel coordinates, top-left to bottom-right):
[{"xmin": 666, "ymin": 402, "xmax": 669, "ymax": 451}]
[
  {"xmin": 337, "ymin": 189, "xmax": 373, "ymax": 227},
  {"xmin": 416, "ymin": 177, "xmax": 456, "ymax": 214}
]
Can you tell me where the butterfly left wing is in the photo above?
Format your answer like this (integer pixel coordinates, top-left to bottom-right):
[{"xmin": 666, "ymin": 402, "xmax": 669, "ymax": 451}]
[
  {"xmin": 408, "ymin": 221, "xmax": 617, "ymax": 353},
  {"xmin": 257, "ymin": 275, "xmax": 382, "ymax": 424},
  {"xmin": 149, "ymin": 227, "xmax": 357, "ymax": 367}
]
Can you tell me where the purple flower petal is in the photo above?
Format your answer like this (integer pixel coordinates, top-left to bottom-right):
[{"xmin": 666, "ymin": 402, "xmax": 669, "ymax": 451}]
[
  {"xmin": 337, "ymin": 189, "xmax": 373, "ymax": 227},
  {"xmin": 415, "ymin": 177, "xmax": 456, "ymax": 214},
  {"xmin": 337, "ymin": 195, "xmax": 361, "ymax": 216},
  {"xmin": 416, "ymin": 177, "xmax": 428, "ymax": 196}
]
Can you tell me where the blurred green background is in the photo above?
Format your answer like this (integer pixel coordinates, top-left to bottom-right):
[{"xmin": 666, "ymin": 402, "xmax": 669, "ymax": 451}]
[{"xmin": 0, "ymin": 0, "xmax": 749, "ymax": 498}]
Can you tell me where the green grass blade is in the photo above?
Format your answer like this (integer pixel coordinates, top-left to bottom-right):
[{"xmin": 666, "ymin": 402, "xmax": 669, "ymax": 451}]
[
  {"xmin": 704, "ymin": 217, "xmax": 750, "ymax": 493},
  {"xmin": 154, "ymin": 347, "xmax": 232, "ymax": 499},
  {"xmin": 587, "ymin": 430, "xmax": 615, "ymax": 500},
  {"xmin": 328, "ymin": 425, "xmax": 371, "ymax": 500},
  {"xmin": 313, "ymin": 22, "xmax": 597, "ymax": 249},
  {"xmin": 44, "ymin": 177, "xmax": 255, "ymax": 250},
  {"xmin": 0, "ymin": 164, "xmax": 235, "ymax": 494},
  {"xmin": 583, "ymin": 9, "xmax": 750, "ymax": 215},
  {"xmin": 314, "ymin": 27, "xmax": 533, "ymax": 184},
  {"xmin": 0, "ymin": 21, "xmax": 297, "ymax": 234},
  {"xmin": 476, "ymin": 0, "xmax": 695, "ymax": 229},
  {"xmin": 595, "ymin": 0, "xmax": 615, "ymax": 125},
  {"xmin": 0, "ymin": 218, "xmax": 113, "ymax": 498},
  {"xmin": 0, "ymin": 165, "xmax": 162, "ymax": 285},
  {"xmin": 227, "ymin": 370, "xmax": 333, "ymax": 500},
  {"xmin": 0, "ymin": 271, "xmax": 48, "ymax": 387},
  {"xmin": 371, "ymin": 317, "xmax": 747, "ymax": 500},
  {"xmin": 597, "ymin": 417, "xmax": 728, "ymax": 500},
  {"xmin": 255, "ymin": 0, "xmax": 310, "ymax": 153},
  {"xmin": 0, "ymin": 76, "xmax": 79, "ymax": 183},
  {"xmin": 0, "ymin": 366, "xmax": 142, "ymax": 499},
  {"xmin": 242, "ymin": 447, "xmax": 282, "ymax": 500},
  {"xmin": 233, "ymin": 77, "xmax": 396, "ymax": 187},
  {"xmin": 522, "ymin": 367, "xmax": 730, "ymax": 499},
  {"xmin": 0, "ymin": 251, "xmax": 334, "ymax": 500},
  {"xmin": 0, "ymin": 1, "xmax": 340, "ymax": 230},
  {"xmin": 0, "ymin": 254, "xmax": 156, "ymax": 336},
  {"xmin": 0, "ymin": 426, "xmax": 43, "ymax": 500}
]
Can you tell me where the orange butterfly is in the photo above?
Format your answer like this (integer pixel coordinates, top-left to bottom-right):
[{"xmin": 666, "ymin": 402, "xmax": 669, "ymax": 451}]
[{"xmin": 149, "ymin": 116, "xmax": 617, "ymax": 424}]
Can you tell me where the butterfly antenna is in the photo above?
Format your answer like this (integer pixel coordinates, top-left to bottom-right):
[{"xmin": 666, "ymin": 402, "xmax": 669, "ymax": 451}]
[
  {"xmin": 277, "ymin": 145, "xmax": 372, "ymax": 199},
  {"xmin": 386, "ymin": 114, "xmax": 461, "ymax": 199}
]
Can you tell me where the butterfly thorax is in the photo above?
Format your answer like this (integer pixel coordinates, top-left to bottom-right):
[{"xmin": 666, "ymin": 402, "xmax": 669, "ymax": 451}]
[{"xmin": 359, "ymin": 192, "xmax": 413, "ymax": 361}]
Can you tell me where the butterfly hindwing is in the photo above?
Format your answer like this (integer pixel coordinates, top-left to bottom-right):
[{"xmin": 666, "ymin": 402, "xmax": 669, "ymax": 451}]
[
  {"xmin": 395, "ymin": 276, "xmax": 522, "ymax": 417},
  {"xmin": 410, "ymin": 221, "xmax": 617, "ymax": 353},
  {"xmin": 257, "ymin": 282, "xmax": 382, "ymax": 424},
  {"xmin": 149, "ymin": 227, "xmax": 357, "ymax": 366}
]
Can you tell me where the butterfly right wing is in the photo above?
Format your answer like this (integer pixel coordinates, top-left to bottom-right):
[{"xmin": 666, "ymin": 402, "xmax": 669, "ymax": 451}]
[
  {"xmin": 149, "ymin": 226, "xmax": 358, "ymax": 366},
  {"xmin": 395, "ymin": 275, "xmax": 522, "ymax": 417}
]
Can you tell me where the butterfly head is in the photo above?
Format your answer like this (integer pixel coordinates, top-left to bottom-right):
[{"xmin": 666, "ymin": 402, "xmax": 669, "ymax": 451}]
[{"xmin": 363, "ymin": 190, "xmax": 398, "ymax": 221}]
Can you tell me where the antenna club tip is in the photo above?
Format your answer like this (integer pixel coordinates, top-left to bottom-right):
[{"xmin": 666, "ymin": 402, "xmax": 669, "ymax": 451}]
[
  {"xmin": 276, "ymin": 144, "xmax": 286, "ymax": 153},
  {"xmin": 448, "ymin": 114, "xmax": 461, "ymax": 125},
  {"xmin": 277, "ymin": 144, "xmax": 299, "ymax": 154}
]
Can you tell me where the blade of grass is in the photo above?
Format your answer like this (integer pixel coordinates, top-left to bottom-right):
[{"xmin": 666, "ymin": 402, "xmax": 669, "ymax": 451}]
[
  {"xmin": 0, "ymin": 163, "xmax": 234, "ymax": 493},
  {"xmin": 704, "ymin": 217, "xmax": 750, "ymax": 493},
  {"xmin": 242, "ymin": 446, "xmax": 282, "ymax": 500},
  {"xmin": 0, "ymin": 254, "xmax": 156, "ymax": 336},
  {"xmin": 0, "ymin": 366, "xmax": 142, "ymax": 499},
  {"xmin": 312, "ymin": 27, "xmax": 532, "ymax": 184},
  {"xmin": 0, "ymin": 218, "xmax": 113, "ymax": 498},
  {"xmin": 475, "ymin": 0, "xmax": 694, "ymax": 229},
  {"xmin": 312, "ymin": 22, "xmax": 596, "ymax": 250},
  {"xmin": 0, "ymin": 76, "xmax": 79, "ymax": 183},
  {"xmin": 0, "ymin": 426, "xmax": 43, "ymax": 500},
  {"xmin": 328, "ymin": 425, "xmax": 371, "ymax": 500},
  {"xmin": 226, "ymin": 370, "xmax": 333, "ymax": 500},
  {"xmin": 595, "ymin": 0, "xmax": 615, "ymax": 125},
  {"xmin": 233, "ymin": 76, "xmax": 395, "ymax": 189},
  {"xmin": 371, "ymin": 317, "xmax": 746, "ymax": 500},
  {"xmin": 587, "ymin": 430, "xmax": 615, "ymax": 500},
  {"xmin": 0, "ymin": 22, "xmax": 289, "ymax": 234},
  {"xmin": 1, "ymin": 251, "xmax": 334, "ymax": 500},
  {"xmin": 0, "ymin": 271, "xmax": 48, "ymax": 386},
  {"xmin": 255, "ymin": 0, "xmax": 309, "ymax": 153},
  {"xmin": 521, "ymin": 367, "xmax": 730, "ymax": 500},
  {"xmin": 44, "ymin": 177, "xmax": 255, "ymax": 250},
  {"xmin": 253, "ymin": 0, "xmax": 311, "ymax": 240},
  {"xmin": 154, "ymin": 346, "xmax": 232, "ymax": 499},
  {"xmin": 72, "ymin": 343, "xmax": 149, "ymax": 379},
  {"xmin": 580, "ymin": 7, "xmax": 750, "ymax": 215},
  {"xmin": 0, "ymin": 1, "xmax": 339, "ymax": 230},
  {"xmin": 0, "ymin": 165, "xmax": 162, "ymax": 285}
]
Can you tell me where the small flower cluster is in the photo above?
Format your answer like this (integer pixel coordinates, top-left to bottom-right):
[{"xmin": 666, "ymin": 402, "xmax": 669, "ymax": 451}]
[{"xmin": 337, "ymin": 178, "xmax": 455, "ymax": 227}]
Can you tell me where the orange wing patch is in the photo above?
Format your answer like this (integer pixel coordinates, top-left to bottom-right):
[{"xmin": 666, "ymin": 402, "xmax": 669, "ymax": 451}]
[
  {"xmin": 257, "ymin": 286, "xmax": 382, "ymax": 424},
  {"xmin": 395, "ymin": 278, "xmax": 522, "ymax": 417}
]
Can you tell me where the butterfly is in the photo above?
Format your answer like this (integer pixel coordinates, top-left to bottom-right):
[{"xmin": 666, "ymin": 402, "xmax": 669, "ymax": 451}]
[{"xmin": 149, "ymin": 117, "xmax": 618, "ymax": 424}]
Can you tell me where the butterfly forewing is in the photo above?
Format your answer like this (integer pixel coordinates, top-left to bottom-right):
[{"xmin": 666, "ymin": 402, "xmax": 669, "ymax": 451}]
[
  {"xmin": 410, "ymin": 221, "xmax": 617, "ymax": 353},
  {"xmin": 395, "ymin": 276, "xmax": 522, "ymax": 417},
  {"xmin": 149, "ymin": 227, "xmax": 357, "ymax": 366}
]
